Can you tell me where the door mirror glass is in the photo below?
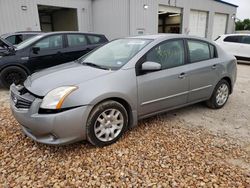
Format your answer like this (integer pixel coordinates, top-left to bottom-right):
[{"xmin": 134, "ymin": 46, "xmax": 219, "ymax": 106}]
[
  {"xmin": 32, "ymin": 47, "xmax": 40, "ymax": 54},
  {"xmin": 141, "ymin": 61, "xmax": 161, "ymax": 71}
]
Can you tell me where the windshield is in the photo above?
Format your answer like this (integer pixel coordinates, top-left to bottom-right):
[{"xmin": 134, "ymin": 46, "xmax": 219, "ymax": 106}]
[
  {"xmin": 16, "ymin": 35, "xmax": 44, "ymax": 50},
  {"xmin": 0, "ymin": 38, "xmax": 11, "ymax": 49},
  {"xmin": 80, "ymin": 38, "xmax": 152, "ymax": 70}
]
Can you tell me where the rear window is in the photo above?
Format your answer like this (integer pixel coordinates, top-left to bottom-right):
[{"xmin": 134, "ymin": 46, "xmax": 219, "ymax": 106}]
[{"xmin": 23, "ymin": 34, "xmax": 37, "ymax": 41}]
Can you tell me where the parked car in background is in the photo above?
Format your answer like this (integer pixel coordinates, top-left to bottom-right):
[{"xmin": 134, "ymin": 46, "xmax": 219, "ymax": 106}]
[
  {"xmin": 0, "ymin": 32, "xmax": 108, "ymax": 87},
  {"xmin": 0, "ymin": 37, "xmax": 15, "ymax": 54},
  {"xmin": 10, "ymin": 34, "xmax": 237, "ymax": 146},
  {"xmin": 215, "ymin": 34, "xmax": 250, "ymax": 63},
  {"xmin": 1, "ymin": 31, "xmax": 43, "ymax": 45}
]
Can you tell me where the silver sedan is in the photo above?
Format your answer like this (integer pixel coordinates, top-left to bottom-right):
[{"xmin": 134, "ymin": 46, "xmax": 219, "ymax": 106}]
[{"xmin": 10, "ymin": 34, "xmax": 237, "ymax": 146}]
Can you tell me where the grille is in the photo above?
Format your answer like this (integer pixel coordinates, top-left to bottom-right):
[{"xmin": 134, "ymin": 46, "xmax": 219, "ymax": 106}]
[{"xmin": 11, "ymin": 86, "xmax": 35, "ymax": 109}]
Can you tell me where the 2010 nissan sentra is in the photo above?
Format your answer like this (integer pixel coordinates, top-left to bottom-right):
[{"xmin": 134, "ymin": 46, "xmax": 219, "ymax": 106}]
[{"xmin": 10, "ymin": 34, "xmax": 237, "ymax": 147}]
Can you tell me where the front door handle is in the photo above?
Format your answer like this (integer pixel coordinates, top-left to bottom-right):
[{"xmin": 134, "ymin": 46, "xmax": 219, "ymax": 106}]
[
  {"xmin": 178, "ymin": 72, "xmax": 186, "ymax": 79},
  {"xmin": 212, "ymin": 64, "xmax": 217, "ymax": 69}
]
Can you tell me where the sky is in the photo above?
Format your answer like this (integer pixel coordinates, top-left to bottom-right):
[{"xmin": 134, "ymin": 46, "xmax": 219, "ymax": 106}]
[{"xmin": 224, "ymin": 0, "xmax": 250, "ymax": 20}]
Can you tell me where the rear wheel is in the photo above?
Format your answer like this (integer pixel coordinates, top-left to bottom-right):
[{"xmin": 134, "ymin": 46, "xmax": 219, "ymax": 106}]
[
  {"xmin": 86, "ymin": 100, "xmax": 128, "ymax": 147},
  {"xmin": 0, "ymin": 66, "xmax": 28, "ymax": 88},
  {"xmin": 206, "ymin": 79, "xmax": 230, "ymax": 109}
]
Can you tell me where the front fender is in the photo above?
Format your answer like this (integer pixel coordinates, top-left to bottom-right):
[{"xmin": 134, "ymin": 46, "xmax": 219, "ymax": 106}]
[{"xmin": 61, "ymin": 69, "xmax": 138, "ymax": 111}]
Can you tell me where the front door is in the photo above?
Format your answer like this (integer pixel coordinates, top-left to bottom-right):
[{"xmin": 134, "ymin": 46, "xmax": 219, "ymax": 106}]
[
  {"xmin": 28, "ymin": 34, "xmax": 65, "ymax": 72},
  {"xmin": 137, "ymin": 39, "xmax": 189, "ymax": 116}
]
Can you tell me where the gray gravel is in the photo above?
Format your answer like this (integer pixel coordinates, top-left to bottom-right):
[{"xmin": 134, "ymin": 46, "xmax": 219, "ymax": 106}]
[{"xmin": 0, "ymin": 64, "xmax": 250, "ymax": 187}]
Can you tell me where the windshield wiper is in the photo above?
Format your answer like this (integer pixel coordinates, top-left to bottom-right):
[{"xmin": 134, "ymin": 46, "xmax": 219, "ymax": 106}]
[{"xmin": 81, "ymin": 62, "xmax": 109, "ymax": 70}]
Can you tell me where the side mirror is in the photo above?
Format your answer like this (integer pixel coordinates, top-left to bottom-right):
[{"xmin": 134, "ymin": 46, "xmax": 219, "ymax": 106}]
[
  {"xmin": 141, "ymin": 61, "xmax": 161, "ymax": 71},
  {"xmin": 32, "ymin": 47, "xmax": 40, "ymax": 54}
]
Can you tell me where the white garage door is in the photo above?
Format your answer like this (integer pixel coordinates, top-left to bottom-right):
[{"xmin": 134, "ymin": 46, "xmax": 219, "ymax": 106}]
[
  {"xmin": 189, "ymin": 10, "xmax": 208, "ymax": 38},
  {"xmin": 212, "ymin": 13, "xmax": 228, "ymax": 40}
]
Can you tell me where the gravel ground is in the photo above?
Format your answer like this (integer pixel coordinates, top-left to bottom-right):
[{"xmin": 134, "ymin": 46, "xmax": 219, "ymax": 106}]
[{"xmin": 0, "ymin": 64, "xmax": 250, "ymax": 187}]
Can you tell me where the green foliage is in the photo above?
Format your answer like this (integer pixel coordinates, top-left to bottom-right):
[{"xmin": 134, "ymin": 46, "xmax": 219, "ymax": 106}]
[{"xmin": 236, "ymin": 19, "xmax": 250, "ymax": 30}]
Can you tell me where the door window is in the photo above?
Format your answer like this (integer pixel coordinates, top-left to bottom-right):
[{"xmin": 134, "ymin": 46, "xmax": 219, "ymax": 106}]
[
  {"xmin": 34, "ymin": 35, "xmax": 63, "ymax": 49},
  {"xmin": 187, "ymin": 40, "xmax": 210, "ymax": 63},
  {"xmin": 241, "ymin": 36, "xmax": 250, "ymax": 44},
  {"xmin": 224, "ymin": 36, "xmax": 242, "ymax": 43},
  {"xmin": 145, "ymin": 40, "xmax": 185, "ymax": 69},
  {"xmin": 67, "ymin": 34, "xmax": 87, "ymax": 47},
  {"xmin": 87, "ymin": 35, "xmax": 102, "ymax": 44}
]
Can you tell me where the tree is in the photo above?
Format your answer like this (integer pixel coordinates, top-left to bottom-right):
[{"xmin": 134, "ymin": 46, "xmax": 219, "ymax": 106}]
[{"xmin": 236, "ymin": 19, "xmax": 250, "ymax": 30}]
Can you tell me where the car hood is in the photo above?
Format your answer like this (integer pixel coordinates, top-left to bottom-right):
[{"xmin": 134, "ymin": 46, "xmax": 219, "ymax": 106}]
[{"xmin": 24, "ymin": 62, "xmax": 113, "ymax": 96}]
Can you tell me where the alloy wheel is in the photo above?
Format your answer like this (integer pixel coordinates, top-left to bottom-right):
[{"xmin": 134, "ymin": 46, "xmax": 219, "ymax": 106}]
[
  {"xmin": 94, "ymin": 109, "xmax": 124, "ymax": 142},
  {"xmin": 216, "ymin": 83, "xmax": 229, "ymax": 106}
]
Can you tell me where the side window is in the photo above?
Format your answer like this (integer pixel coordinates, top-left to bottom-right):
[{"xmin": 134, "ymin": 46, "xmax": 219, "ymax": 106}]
[
  {"xmin": 67, "ymin": 34, "xmax": 87, "ymax": 47},
  {"xmin": 146, "ymin": 40, "xmax": 185, "ymax": 69},
  {"xmin": 224, "ymin": 36, "xmax": 242, "ymax": 43},
  {"xmin": 34, "ymin": 35, "xmax": 63, "ymax": 50},
  {"xmin": 87, "ymin": 35, "xmax": 102, "ymax": 44},
  {"xmin": 187, "ymin": 40, "xmax": 210, "ymax": 63},
  {"xmin": 209, "ymin": 44, "xmax": 217, "ymax": 58},
  {"xmin": 241, "ymin": 36, "xmax": 250, "ymax": 44}
]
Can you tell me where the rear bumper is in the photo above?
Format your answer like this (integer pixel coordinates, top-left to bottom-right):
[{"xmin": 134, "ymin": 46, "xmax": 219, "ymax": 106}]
[{"xmin": 10, "ymin": 85, "xmax": 90, "ymax": 145}]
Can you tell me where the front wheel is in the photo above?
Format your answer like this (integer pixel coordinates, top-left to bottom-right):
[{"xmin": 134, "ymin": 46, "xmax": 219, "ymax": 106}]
[
  {"xmin": 0, "ymin": 66, "xmax": 28, "ymax": 88},
  {"xmin": 206, "ymin": 79, "xmax": 230, "ymax": 109},
  {"xmin": 86, "ymin": 100, "xmax": 128, "ymax": 147}
]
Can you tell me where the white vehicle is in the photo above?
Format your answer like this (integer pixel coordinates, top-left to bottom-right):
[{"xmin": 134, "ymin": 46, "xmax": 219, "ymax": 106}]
[{"xmin": 215, "ymin": 34, "xmax": 250, "ymax": 63}]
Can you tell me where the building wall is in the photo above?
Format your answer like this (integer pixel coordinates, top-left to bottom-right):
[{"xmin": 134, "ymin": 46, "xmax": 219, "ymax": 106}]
[
  {"xmin": 158, "ymin": 0, "xmax": 236, "ymax": 39},
  {"xmin": 92, "ymin": 0, "xmax": 130, "ymax": 40},
  {"xmin": 0, "ymin": 0, "xmax": 237, "ymax": 40},
  {"xmin": 0, "ymin": 0, "xmax": 92, "ymax": 35},
  {"xmin": 92, "ymin": 0, "xmax": 236, "ymax": 40}
]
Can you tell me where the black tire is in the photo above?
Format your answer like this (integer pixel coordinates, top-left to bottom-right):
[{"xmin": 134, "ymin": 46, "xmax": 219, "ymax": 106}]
[
  {"xmin": 206, "ymin": 79, "xmax": 230, "ymax": 109},
  {"xmin": 0, "ymin": 66, "xmax": 28, "ymax": 88},
  {"xmin": 86, "ymin": 100, "xmax": 128, "ymax": 147}
]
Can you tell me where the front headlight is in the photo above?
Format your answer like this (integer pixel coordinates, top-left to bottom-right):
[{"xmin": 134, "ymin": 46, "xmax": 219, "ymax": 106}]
[{"xmin": 40, "ymin": 86, "xmax": 78, "ymax": 110}]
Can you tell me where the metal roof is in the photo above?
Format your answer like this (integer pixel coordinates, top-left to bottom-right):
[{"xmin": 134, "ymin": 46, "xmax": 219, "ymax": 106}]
[{"xmin": 214, "ymin": 0, "xmax": 238, "ymax": 8}]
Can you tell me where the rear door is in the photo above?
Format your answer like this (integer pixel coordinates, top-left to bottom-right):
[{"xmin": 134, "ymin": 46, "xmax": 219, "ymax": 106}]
[
  {"xmin": 239, "ymin": 35, "xmax": 250, "ymax": 59},
  {"xmin": 64, "ymin": 34, "xmax": 92, "ymax": 62},
  {"xmin": 220, "ymin": 35, "xmax": 242, "ymax": 57},
  {"xmin": 137, "ymin": 39, "xmax": 189, "ymax": 116},
  {"xmin": 185, "ymin": 39, "xmax": 220, "ymax": 102},
  {"xmin": 28, "ymin": 34, "xmax": 66, "ymax": 72}
]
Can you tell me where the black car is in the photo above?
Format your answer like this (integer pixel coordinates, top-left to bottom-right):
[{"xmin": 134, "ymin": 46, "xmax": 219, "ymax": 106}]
[
  {"xmin": 1, "ymin": 31, "xmax": 43, "ymax": 45},
  {"xmin": 0, "ymin": 32, "xmax": 108, "ymax": 88}
]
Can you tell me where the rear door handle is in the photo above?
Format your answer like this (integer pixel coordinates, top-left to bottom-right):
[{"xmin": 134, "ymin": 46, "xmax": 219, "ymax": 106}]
[
  {"xmin": 212, "ymin": 64, "xmax": 217, "ymax": 69},
  {"xmin": 178, "ymin": 72, "xmax": 186, "ymax": 79}
]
